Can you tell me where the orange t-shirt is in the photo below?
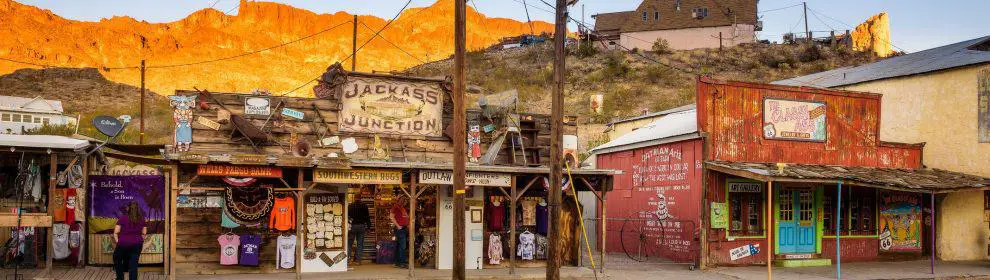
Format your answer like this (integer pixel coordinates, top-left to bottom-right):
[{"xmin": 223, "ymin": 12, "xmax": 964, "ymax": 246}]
[
  {"xmin": 269, "ymin": 197, "xmax": 295, "ymax": 231},
  {"xmin": 52, "ymin": 189, "xmax": 66, "ymax": 222}
]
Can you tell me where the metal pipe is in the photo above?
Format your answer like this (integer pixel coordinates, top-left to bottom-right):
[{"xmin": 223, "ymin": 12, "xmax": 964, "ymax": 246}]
[
  {"xmin": 930, "ymin": 191, "xmax": 936, "ymax": 274},
  {"xmin": 836, "ymin": 182, "xmax": 842, "ymax": 279},
  {"xmin": 766, "ymin": 181, "xmax": 773, "ymax": 280}
]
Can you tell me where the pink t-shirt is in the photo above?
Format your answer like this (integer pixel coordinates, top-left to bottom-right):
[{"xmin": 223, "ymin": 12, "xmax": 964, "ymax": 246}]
[{"xmin": 218, "ymin": 234, "xmax": 240, "ymax": 265}]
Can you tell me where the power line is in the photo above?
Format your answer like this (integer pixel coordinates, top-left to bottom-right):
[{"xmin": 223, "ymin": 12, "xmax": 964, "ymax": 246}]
[
  {"xmin": 359, "ymin": 21, "xmax": 427, "ymax": 64},
  {"xmin": 521, "ymin": 0, "xmax": 536, "ymax": 35},
  {"xmin": 278, "ymin": 0, "xmax": 414, "ymax": 97},
  {"xmin": 470, "ymin": 0, "xmax": 493, "ymax": 39},
  {"xmin": 758, "ymin": 3, "xmax": 803, "ymax": 14},
  {"xmin": 0, "ymin": 57, "xmax": 55, "ymax": 68}
]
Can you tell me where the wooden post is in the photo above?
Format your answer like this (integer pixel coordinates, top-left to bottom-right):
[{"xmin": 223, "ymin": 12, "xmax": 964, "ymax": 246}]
[
  {"xmin": 139, "ymin": 59, "xmax": 146, "ymax": 144},
  {"xmin": 453, "ymin": 0, "xmax": 468, "ymax": 278},
  {"xmin": 45, "ymin": 153, "xmax": 56, "ymax": 277},
  {"xmin": 409, "ymin": 173, "xmax": 417, "ymax": 277},
  {"xmin": 509, "ymin": 176, "xmax": 518, "ymax": 274},
  {"xmin": 830, "ymin": 30, "xmax": 837, "ymax": 47},
  {"xmin": 351, "ymin": 15, "xmax": 358, "ymax": 71},
  {"xmin": 766, "ymin": 181, "xmax": 773, "ymax": 280},
  {"xmin": 930, "ymin": 191, "xmax": 936, "ymax": 274},
  {"xmin": 547, "ymin": 0, "xmax": 567, "ymax": 279},
  {"xmin": 803, "ymin": 2, "xmax": 810, "ymax": 43},
  {"xmin": 718, "ymin": 32, "xmax": 723, "ymax": 51},
  {"xmin": 168, "ymin": 165, "xmax": 178, "ymax": 280},
  {"xmin": 296, "ymin": 169, "xmax": 304, "ymax": 280},
  {"xmin": 79, "ymin": 155, "xmax": 89, "ymax": 268}
]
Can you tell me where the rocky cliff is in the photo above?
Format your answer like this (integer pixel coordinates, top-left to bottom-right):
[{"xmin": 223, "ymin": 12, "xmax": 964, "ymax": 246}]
[
  {"xmin": 851, "ymin": 12, "xmax": 893, "ymax": 57},
  {"xmin": 0, "ymin": 0, "xmax": 555, "ymax": 96}
]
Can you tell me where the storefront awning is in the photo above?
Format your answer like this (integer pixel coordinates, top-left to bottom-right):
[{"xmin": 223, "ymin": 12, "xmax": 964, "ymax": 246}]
[{"xmin": 706, "ymin": 161, "xmax": 990, "ymax": 193}]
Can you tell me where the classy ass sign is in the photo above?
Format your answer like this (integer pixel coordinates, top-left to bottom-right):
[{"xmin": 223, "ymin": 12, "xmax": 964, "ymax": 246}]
[
  {"xmin": 763, "ymin": 98, "xmax": 827, "ymax": 142},
  {"xmin": 338, "ymin": 76, "xmax": 444, "ymax": 137}
]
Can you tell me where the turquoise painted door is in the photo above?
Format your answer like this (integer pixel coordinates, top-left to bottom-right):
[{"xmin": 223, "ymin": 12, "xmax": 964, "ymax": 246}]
[{"xmin": 777, "ymin": 188, "xmax": 816, "ymax": 254}]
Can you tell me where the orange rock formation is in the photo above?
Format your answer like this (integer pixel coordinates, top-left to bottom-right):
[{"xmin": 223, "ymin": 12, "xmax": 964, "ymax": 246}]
[
  {"xmin": 0, "ymin": 0, "xmax": 555, "ymax": 96},
  {"xmin": 851, "ymin": 12, "xmax": 893, "ymax": 57}
]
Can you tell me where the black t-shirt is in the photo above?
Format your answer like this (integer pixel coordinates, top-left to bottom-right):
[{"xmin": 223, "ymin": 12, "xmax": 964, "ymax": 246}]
[{"xmin": 349, "ymin": 201, "xmax": 370, "ymax": 226}]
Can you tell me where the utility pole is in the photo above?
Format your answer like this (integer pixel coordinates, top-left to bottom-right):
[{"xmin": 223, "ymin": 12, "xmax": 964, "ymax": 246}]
[
  {"xmin": 547, "ymin": 0, "xmax": 567, "ymax": 279},
  {"xmin": 719, "ymin": 32, "xmax": 723, "ymax": 51},
  {"xmin": 352, "ymin": 15, "xmax": 358, "ymax": 71},
  {"xmin": 452, "ymin": 0, "xmax": 467, "ymax": 279},
  {"xmin": 139, "ymin": 59, "xmax": 146, "ymax": 144},
  {"xmin": 803, "ymin": 2, "xmax": 810, "ymax": 43}
]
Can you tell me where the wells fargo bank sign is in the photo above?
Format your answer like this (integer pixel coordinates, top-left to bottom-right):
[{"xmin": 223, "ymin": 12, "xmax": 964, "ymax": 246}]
[
  {"xmin": 196, "ymin": 165, "xmax": 283, "ymax": 178},
  {"xmin": 339, "ymin": 76, "xmax": 444, "ymax": 137}
]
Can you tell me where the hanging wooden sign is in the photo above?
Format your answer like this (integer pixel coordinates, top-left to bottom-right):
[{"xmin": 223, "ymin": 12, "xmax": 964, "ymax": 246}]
[
  {"xmin": 338, "ymin": 76, "xmax": 444, "ymax": 137},
  {"xmin": 419, "ymin": 170, "xmax": 511, "ymax": 187},
  {"xmin": 196, "ymin": 165, "xmax": 283, "ymax": 178},
  {"xmin": 244, "ymin": 97, "xmax": 271, "ymax": 116},
  {"xmin": 196, "ymin": 116, "xmax": 222, "ymax": 130},
  {"xmin": 282, "ymin": 108, "xmax": 305, "ymax": 120},
  {"xmin": 231, "ymin": 154, "xmax": 270, "ymax": 165},
  {"xmin": 313, "ymin": 169, "xmax": 402, "ymax": 184}
]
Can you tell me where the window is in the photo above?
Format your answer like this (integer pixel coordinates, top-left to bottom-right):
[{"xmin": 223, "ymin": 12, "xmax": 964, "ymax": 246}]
[
  {"xmin": 33, "ymin": 117, "xmax": 41, "ymax": 124},
  {"xmin": 692, "ymin": 7, "xmax": 709, "ymax": 19},
  {"xmin": 642, "ymin": 11, "xmax": 648, "ymax": 22},
  {"xmin": 823, "ymin": 186, "xmax": 877, "ymax": 236},
  {"xmin": 728, "ymin": 181, "xmax": 765, "ymax": 237},
  {"xmin": 654, "ymin": 11, "xmax": 660, "ymax": 21},
  {"xmin": 1, "ymin": 113, "xmax": 9, "ymax": 122},
  {"xmin": 11, "ymin": 114, "xmax": 20, "ymax": 123}
]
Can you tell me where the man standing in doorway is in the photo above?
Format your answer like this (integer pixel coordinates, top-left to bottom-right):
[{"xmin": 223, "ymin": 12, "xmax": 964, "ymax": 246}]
[
  {"xmin": 348, "ymin": 192, "xmax": 371, "ymax": 265},
  {"xmin": 390, "ymin": 196, "xmax": 409, "ymax": 268}
]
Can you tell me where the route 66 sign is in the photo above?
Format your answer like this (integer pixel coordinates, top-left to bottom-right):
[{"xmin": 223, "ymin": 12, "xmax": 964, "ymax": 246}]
[{"xmin": 879, "ymin": 228, "xmax": 893, "ymax": 251}]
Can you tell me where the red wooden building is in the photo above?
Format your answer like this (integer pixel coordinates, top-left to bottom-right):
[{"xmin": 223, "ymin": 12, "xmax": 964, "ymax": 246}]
[{"xmin": 591, "ymin": 77, "xmax": 990, "ymax": 267}]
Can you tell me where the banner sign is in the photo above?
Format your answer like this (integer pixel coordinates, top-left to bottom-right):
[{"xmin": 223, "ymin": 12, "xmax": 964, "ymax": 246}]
[
  {"xmin": 879, "ymin": 192, "xmax": 922, "ymax": 251},
  {"xmin": 89, "ymin": 176, "xmax": 166, "ymax": 235},
  {"xmin": 196, "ymin": 165, "xmax": 283, "ymax": 178},
  {"xmin": 338, "ymin": 76, "xmax": 444, "ymax": 137},
  {"xmin": 763, "ymin": 99, "xmax": 827, "ymax": 141},
  {"xmin": 729, "ymin": 244, "xmax": 760, "ymax": 261},
  {"xmin": 710, "ymin": 202, "xmax": 728, "ymax": 229},
  {"xmin": 244, "ymin": 97, "xmax": 271, "ymax": 116},
  {"xmin": 728, "ymin": 182, "xmax": 762, "ymax": 193},
  {"xmin": 419, "ymin": 170, "xmax": 512, "ymax": 187},
  {"xmin": 313, "ymin": 169, "xmax": 402, "ymax": 184}
]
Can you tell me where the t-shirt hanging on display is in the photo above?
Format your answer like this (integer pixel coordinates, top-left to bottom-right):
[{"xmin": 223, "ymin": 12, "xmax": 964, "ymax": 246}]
[
  {"xmin": 518, "ymin": 231, "xmax": 535, "ymax": 260},
  {"xmin": 277, "ymin": 235, "xmax": 297, "ymax": 269},
  {"xmin": 270, "ymin": 196, "xmax": 296, "ymax": 231},
  {"xmin": 52, "ymin": 223, "xmax": 70, "ymax": 260},
  {"xmin": 220, "ymin": 200, "xmax": 241, "ymax": 229},
  {"xmin": 535, "ymin": 203, "xmax": 548, "ymax": 235},
  {"xmin": 521, "ymin": 200, "xmax": 537, "ymax": 226},
  {"xmin": 487, "ymin": 201, "xmax": 505, "ymax": 231},
  {"xmin": 218, "ymin": 234, "xmax": 240, "ymax": 265},
  {"xmin": 239, "ymin": 234, "xmax": 262, "ymax": 266}
]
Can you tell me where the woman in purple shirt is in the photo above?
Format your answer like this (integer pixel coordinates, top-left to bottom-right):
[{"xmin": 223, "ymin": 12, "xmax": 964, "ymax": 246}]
[{"xmin": 113, "ymin": 202, "xmax": 147, "ymax": 280}]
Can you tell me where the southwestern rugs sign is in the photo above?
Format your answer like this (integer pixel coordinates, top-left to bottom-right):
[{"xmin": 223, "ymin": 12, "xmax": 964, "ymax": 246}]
[
  {"xmin": 338, "ymin": 76, "xmax": 444, "ymax": 137},
  {"xmin": 763, "ymin": 98, "xmax": 827, "ymax": 142}
]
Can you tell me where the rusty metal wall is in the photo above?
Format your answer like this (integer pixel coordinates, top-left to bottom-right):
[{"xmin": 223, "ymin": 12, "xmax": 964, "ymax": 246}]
[
  {"xmin": 596, "ymin": 139, "xmax": 705, "ymax": 262},
  {"xmin": 695, "ymin": 77, "xmax": 922, "ymax": 169}
]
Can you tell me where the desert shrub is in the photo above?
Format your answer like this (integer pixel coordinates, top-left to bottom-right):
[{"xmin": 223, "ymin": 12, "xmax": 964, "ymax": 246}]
[
  {"xmin": 652, "ymin": 38, "xmax": 673, "ymax": 55},
  {"xmin": 576, "ymin": 41, "xmax": 598, "ymax": 58},
  {"xmin": 601, "ymin": 52, "xmax": 631, "ymax": 79},
  {"xmin": 799, "ymin": 45, "xmax": 823, "ymax": 62}
]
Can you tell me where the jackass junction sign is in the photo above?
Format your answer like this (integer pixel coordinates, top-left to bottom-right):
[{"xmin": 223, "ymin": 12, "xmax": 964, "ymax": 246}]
[{"xmin": 338, "ymin": 76, "xmax": 444, "ymax": 137}]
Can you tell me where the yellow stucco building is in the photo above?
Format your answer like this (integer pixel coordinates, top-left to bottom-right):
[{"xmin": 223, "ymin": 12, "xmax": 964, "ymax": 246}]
[{"xmin": 776, "ymin": 35, "xmax": 990, "ymax": 261}]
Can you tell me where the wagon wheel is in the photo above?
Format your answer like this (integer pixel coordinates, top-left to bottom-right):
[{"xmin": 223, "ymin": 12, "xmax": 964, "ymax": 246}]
[{"xmin": 619, "ymin": 213, "xmax": 665, "ymax": 262}]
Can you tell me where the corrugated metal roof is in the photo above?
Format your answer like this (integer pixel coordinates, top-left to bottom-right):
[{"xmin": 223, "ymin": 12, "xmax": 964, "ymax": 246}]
[
  {"xmin": 707, "ymin": 161, "xmax": 990, "ymax": 193},
  {"xmin": 591, "ymin": 109, "xmax": 698, "ymax": 154},
  {"xmin": 0, "ymin": 95, "xmax": 65, "ymax": 114},
  {"xmin": 610, "ymin": 104, "xmax": 696, "ymax": 125},
  {"xmin": 773, "ymin": 35, "xmax": 990, "ymax": 88},
  {"xmin": 0, "ymin": 134, "xmax": 89, "ymax": 150}
]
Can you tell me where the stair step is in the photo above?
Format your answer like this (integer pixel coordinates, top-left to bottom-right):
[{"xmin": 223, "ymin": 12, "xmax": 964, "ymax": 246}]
[{"xmin": 773, "ymin": 258, "xmax": 832, "ymax": 267}]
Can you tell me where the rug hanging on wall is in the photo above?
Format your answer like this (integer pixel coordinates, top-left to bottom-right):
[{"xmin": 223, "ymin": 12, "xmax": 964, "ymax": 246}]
[{"xmin": 224, "ymin": 185, "xmax": 274, "ymax": 225}]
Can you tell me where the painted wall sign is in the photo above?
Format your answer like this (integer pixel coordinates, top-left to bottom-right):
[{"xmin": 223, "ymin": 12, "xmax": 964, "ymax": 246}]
[
  {"xmin": 419, "ymin": 170, "xmax": 512, "ymax": 187},
  {"xmin": 282, "ymin": 108, "xmax": 305, "ymax": 120},
  {"xmin": 979, "ymin": 68, "xmax": 990, "ymax": 143},
  {"xmin": 103, "ymin": 165, "xmax": 161, "ymax": 176},
  {"xmin": 763, "ymin": 98, "xmax": 826, "ymax": 141},
  {"xmin": 169, "ymin": 95, "xmax": 196, "ymax": 152},
  {"xmin": 196, "ymin": 116, "xmax": 222, "ymax": 130},
  {"xmin": 728, "ymin": 182, "xmax": 762, "ymax": 193},
  {"xmin": 728, "ymin": 244, "xmax": 760, "ymax": 261},
  {"xmin": 89, "ymin": 176, "xmax": 166, "ymax": 237},
  {"xmin": 878, "ymin": 192, "xmax": 922, "ymax": 251},
  {"xmin": 338, "ymin": 76, "xmax": 444, "ymax": 137},
  {"xmin": 244, "ymin": 97, "xmax": 271, "ymax": 116},
  {"xmin": 196, "ymin": 165, "xmax": 283, "ymax": 178},
  {"xmin": 710, "ymin": 202, "xmax": 728, "ymax": 229},
  {"xmin": 313, "ymin": 169, "xmax": 402, "ymax": 184},
  {"xmin": 92, "ymin": 116, "xmax": 124, "ymax": 137}
]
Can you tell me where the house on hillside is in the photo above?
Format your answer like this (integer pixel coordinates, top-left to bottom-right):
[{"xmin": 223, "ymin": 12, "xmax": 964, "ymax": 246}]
[
  {"xmin": 774, "ymin": 35, "xmax": 990, "ymax": 261},
  {"xmin": 0, "ymin": 95, "xmax": 77, "ymax": 134},
  {"xmin": 591, "ymin": 0, "xmax": 759, "ymax": 51}
]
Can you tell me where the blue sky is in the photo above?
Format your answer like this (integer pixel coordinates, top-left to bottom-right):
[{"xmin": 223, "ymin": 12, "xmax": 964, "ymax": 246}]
[{"xmin": 17, "ymin": 0, "xmax": 990, "ymax": 52}]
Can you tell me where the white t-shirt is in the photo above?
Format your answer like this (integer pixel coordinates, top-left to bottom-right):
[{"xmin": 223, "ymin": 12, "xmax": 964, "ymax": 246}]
[
  {"xmin": 277, "ymin": 235, "xmax": 296, "ymax": 269},
  {"xmin": 52, "ymin": 224, "xmax": 70, "ymax": 260}
]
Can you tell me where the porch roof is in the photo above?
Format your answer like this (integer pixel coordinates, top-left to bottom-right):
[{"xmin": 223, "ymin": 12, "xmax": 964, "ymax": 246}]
[{"xmin": 706, "ymin": 161, "xmax": 990, "ymax": 193}]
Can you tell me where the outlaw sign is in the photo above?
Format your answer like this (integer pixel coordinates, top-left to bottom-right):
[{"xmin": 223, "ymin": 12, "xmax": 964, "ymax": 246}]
[
  {"xmin": 419, "ymin": 170, "xmax": 512, "ymax": 187},
  {"xmin": 338, "ymin": 76, "xmax": 444, "ymax": 137}
]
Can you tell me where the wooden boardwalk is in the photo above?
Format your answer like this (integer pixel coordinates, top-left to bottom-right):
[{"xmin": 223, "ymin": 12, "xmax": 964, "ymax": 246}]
[{"xmin": 1, "ymin": 267, "xmax": 165, "ymax": 280}]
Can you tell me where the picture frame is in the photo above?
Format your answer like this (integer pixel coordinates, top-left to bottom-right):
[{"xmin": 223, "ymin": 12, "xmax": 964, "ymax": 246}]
[{"xmin": 470, "ymin": 208, "xmax": 482, "ymax": 223}]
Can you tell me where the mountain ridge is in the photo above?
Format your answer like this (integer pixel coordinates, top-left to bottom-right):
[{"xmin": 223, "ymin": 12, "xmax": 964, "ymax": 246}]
[{"xmin": 0, "ymin": 0, "xmax": 555, "ymax": 96}]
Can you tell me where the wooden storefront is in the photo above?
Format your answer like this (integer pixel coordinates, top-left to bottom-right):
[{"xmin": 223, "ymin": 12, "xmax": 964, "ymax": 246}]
[{"xmin": 161, "ymin": 65, "xmax": 615, "ymax": 278}]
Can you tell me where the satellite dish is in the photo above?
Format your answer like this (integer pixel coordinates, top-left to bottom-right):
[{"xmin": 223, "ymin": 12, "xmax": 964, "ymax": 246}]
[
  {"xmin": 93, "ymin": 115, "xmax": 123, "ymax": 137},
  {"xmin": 293, "ymin": 140, "xmax": 311, "ymax": 157}
]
